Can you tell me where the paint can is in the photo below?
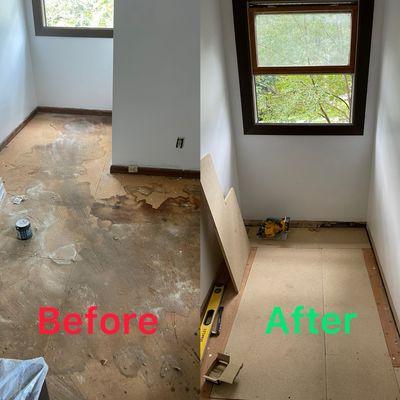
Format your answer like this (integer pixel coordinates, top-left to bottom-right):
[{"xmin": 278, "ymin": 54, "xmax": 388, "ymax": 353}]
[{"xmin": 16, "ymin": 218, "xmax": 33, "ymax": 240}]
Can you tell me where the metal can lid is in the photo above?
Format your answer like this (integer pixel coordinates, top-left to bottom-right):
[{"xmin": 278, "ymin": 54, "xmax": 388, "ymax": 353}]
[{"xmin": 16, "ymin": 218, "xmax": 31, "ymax": 229}]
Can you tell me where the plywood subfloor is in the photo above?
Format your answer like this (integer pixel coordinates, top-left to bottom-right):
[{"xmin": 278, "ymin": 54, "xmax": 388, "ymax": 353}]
[
  {"xmin": 0, "ymin": 113, "xmax": 200, "ymax": 400},
  {"xmin": 201, "ymin": 154, "xmax": 250, "ymax": 292},
  {"xmin": 211, "ymin": 245, "xmax": 400, "ymax": 400}
]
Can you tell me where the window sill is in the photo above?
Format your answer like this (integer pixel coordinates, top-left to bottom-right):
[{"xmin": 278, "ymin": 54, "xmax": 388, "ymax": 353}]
[
  {"xmin": 34, "ymin": 27, "xmax": 113, "ymax": 38},
  {"xmin": 243, "ymin": 123, "xmax": 364, "ymax": 136}
]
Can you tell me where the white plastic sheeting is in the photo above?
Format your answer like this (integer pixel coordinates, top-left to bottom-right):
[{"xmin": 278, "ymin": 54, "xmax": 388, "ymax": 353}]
[
  {"xmin": 0, "ymin": 178, "xmax": 6, "ymax": 204},
  {"xmin": 0, "ymin": 358, "xmax": 48, "ymax": 400}
]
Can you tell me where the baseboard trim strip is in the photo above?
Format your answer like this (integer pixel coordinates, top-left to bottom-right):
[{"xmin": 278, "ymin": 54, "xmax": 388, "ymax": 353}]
[
  {"xmin": 244, "ymin": 219, "xmax": 367, "ymax": 228},
  {"xmin": 110, "ymin": 165, "xmax": 200, "ymax": 179},
  {"xmin": 0, "ymin": 108, "xmax": 38, "ymax": 152},
  {"xmin": 37, "ymin": 106, "xmax": 112, "ymax": 116}
]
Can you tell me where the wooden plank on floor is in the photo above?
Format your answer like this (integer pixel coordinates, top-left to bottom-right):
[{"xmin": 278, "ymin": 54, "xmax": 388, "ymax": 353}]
[
  {"xmin": 200, "ymin": 248, "xmax": 257, "ymax": 400},
  {"xmin": 363, "ymin": 248, "xmax": 400, "ymax": 367}
]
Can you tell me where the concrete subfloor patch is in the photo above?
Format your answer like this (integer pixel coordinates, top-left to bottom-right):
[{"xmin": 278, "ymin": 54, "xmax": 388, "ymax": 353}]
[{"xmin": 0, "ymin": 113, "xmax": 200, "ymax": 399}]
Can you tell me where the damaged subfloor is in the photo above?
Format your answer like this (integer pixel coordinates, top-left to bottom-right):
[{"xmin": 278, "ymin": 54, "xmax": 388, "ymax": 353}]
[{"xmin": 0, "ymin": 112, "xmax": 200, "ymax": 400}]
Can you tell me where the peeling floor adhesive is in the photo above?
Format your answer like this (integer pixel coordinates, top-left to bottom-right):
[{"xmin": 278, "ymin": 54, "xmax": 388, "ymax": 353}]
[
  {"xmin": 49, "ymin": 244, "xmax": 78, "ymax": 265},
  {"xmin": 113, "ymin": 346, "xmax": 149, "ymax": 379}
]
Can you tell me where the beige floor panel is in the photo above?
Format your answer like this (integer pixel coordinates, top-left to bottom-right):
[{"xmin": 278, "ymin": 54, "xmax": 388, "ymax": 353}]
[
  {"xmin": 323, "ymin": 249, "xmax": 399, "ymax": 400},
  {"xmin": 224, "ymin": 188, "xmax": 252, "ymax": 287},
  {"xmin": 249, "ymin": 227, "xmax": 370, "ymax": 249},
  {"xmin": 212, "ymin": 246, "xmax": 400, "ymax": 400},
  {"xmin": 201, "ymin": 154, "xmax": 250, "ymax": 292},
  {"xmin": 323, "ymin": 249, "xmax": 378, "ymax": 312},
  {"xmin": 395, "ymin": 368, "xmax": 400, "ymax": 388},
  {"xmin": 211, "ymin": 247, "xmax": 326, "ymax": 400}
]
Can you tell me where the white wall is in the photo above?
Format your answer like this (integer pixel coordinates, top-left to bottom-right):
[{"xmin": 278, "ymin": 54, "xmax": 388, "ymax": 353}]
[
  {"xmin": 112, "ymin": 0, "xmax": 199, "ymax": 169},
  {"xmin": 200, "ymin": 0, "xmax": 241, "ymax": 303},
  {"xmin": 220, "ymin": 0, "xmax": 382, "ymax": 222},
  {"xmin": 367, "ymin": 0, "xmax": 400, "ymax": 322},
  {"xmin": 24, "ymin": 0, "xmax": 113, "ymax": 110},
  {"xmin": 0, "ymin": 0, "xmax": 37, "ymax": 144},
  {"xmin": 201, "ymin": 1, "xmax": 240, "ymax": 195}
]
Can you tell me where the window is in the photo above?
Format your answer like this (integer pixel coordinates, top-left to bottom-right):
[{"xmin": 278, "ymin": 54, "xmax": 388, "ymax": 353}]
[
  {"xmin": 232, "ymin": 1, "xmax": 375, "ymax": 135},
  {"xmin": 32, "ymin": 0, "xmax": 114, "ymax": 38}
]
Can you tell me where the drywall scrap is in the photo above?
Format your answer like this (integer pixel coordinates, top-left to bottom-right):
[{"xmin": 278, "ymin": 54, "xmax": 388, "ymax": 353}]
[{"xmin": 200, "ymin": 154, "xmax": 250, "ymax": 292}]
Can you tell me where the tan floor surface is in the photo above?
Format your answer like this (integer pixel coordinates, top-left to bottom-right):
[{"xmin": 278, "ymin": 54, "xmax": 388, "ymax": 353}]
[
  {"xmin": 201, "ymin": 154, "xmax": 250, "ymax": 292},
  {"xmin": 0, "ymin": 113, "xmax": 200, "ymax": 400},
  {"xmin": 211, "ymin": 230, "xmax": 400, "ymax": 400}
]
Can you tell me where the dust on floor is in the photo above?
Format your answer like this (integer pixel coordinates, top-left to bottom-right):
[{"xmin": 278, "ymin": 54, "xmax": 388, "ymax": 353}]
[{"xmin": 0, "ymin": 113, "xmax": 200, "ymax": 400}]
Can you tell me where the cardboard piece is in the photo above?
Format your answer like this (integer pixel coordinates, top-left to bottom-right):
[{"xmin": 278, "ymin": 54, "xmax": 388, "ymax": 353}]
[
  {"xmin": 201, "ymin": 154, "xmax": 250, "ymax": 292},
  {"xmin": 204, "ymin": 353, "xmax": 243, "ymax": 385}
]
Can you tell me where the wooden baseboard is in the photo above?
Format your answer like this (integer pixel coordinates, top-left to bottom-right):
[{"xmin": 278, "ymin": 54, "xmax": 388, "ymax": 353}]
[
  {"xmin": 244, "ymin": 219, "xmax": 367, "ymax": 228},
  {"xmin": 363, "ymin": 247, "xmax": 400, "ymax": 367},
  {"xmin": 0, "ymin": 106, "xmax": 113, "ymax": 153},
  {"xmin": 0, "ymin": 108, "xmax": 38, "ymax": 152},
  {"xmin": 37, "ymin": 106, "xmax": 112, "ymax": 117},
  {"xmin": 110, "ymin": 165, "xmax": 200, "ymax": 179}
]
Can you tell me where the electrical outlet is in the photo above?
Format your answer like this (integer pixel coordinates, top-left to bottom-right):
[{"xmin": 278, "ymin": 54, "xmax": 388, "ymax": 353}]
[
  {"xmin": 176, "ymin": 137, "xmax": 185, "ymax": 149},
  {"xmin": 128, "ymin": 165, "xmax": 138, "ymax": 173}
]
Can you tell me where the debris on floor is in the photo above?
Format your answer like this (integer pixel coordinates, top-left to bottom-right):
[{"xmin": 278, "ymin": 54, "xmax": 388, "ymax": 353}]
[
  {"xmin": 49, "ymin": 244, "xmax": 78, "ymax": 265},
  {"xmin": 0, "ymin": 114, "xmax": 200, "ymax": 399},
  {"xmin": 0, "ymin": 357, "xmax": 48, "ymax": 400},
  {"xmin": 204, "ymin": 353, "xmax": 243, "ymax": 385},
  {"xmin": 15, "ymin": 218, "xmax": 33, "ymax": 240},
  {"xmin": 12, "ymin": 195, "xmax": 26, "ymax": 205},
  {"xmin": 257, "ymin": 216, "xmax": 290, "ymax": 240}
]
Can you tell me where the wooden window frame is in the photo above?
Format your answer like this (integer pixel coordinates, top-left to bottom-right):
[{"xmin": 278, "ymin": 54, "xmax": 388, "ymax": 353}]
[
  {"xmin": 232, "ymin": 0, "xmax": 375, "ymax": 135},
  {"xmin": 32, "ymin": 0, "xmax": 113, "ymax": 38}
]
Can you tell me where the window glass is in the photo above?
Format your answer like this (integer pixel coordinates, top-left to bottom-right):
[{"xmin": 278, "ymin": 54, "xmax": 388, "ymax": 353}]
[
  {"xmin": 254, "ymin": 12, "xmax": 352, "ymax": 67},
  {"xmin": 255, "ymin": 74, "xmax": 353, "ymax": 124},
  {"xmin": 43, "ymin": 0, "xmax": 114, "ymax": 29}
]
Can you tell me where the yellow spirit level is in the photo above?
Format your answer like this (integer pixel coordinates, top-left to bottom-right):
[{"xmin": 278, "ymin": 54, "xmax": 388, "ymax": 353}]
[{"xmin": 200, "ymin": 284, "xmax": 225, "ymax": 360}]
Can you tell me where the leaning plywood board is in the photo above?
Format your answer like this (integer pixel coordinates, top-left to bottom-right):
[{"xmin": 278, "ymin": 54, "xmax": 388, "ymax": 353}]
[
  {"xmin": 212, "ymin": 247, "xmax": 399, "ymax": 399},
  {"xmin": 201, "ymin": 154, "xmax": 250, "ymax": 292},
  {"xmin": 224, "ymin": 188, "xmax": 251, "ymax": 289}
]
